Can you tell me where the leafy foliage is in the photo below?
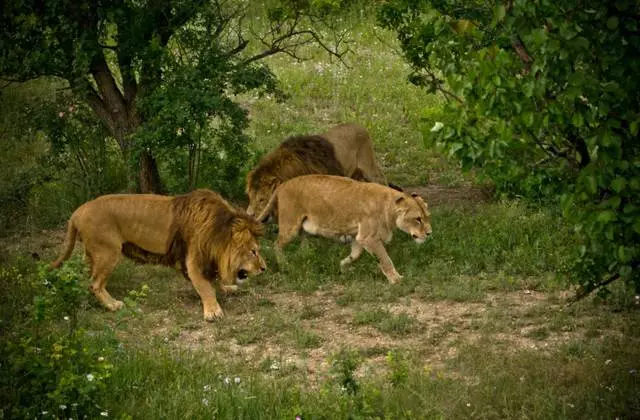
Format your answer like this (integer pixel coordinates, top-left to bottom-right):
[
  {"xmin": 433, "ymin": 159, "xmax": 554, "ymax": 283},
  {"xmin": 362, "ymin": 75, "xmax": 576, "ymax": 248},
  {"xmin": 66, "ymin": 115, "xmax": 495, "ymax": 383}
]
[
  {"xmin": 379, "ymin": 0, "xmax": 640, "ymax": 295},
  {"xmin": 0, "ymin": 258, "xmax": 115, "ymax": 419},
  {"xmin": 0, "ymin": 0, "xmax": 349, "ymax": 194}
]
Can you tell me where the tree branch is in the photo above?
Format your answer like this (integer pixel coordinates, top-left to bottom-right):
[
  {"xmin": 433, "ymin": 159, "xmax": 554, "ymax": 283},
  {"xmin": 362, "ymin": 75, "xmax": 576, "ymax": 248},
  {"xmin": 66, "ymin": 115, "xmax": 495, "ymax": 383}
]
[
  {"xmin": 511, "ymin": 35, "xmax": 533, "ymax": 73},
  {"xmin": 241, "ymin": 6, "xmax": 350, "ymax": 67},
  {"xmin": 566, "ymin": 274, "xmax": 620, "ymax": 305}
]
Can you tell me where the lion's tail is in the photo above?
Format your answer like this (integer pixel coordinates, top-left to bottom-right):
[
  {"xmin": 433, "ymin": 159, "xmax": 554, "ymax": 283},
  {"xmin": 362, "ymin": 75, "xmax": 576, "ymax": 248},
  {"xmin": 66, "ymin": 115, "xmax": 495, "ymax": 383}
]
[
  {"xmin": 51, "ymin": 218, "xmax": 78, "ymax": 269},
  {"xmin": 256, "ymin": 190, "xmax": 278, "ymax": 223}
]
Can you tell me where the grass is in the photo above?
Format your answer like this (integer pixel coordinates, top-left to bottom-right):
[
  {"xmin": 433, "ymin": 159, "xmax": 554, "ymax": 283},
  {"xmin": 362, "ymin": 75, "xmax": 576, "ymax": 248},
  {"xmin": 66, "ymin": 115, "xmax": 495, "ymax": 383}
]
[{"xmin": 1, "ymin": 7, "xmax": 639, "ymax": 420}]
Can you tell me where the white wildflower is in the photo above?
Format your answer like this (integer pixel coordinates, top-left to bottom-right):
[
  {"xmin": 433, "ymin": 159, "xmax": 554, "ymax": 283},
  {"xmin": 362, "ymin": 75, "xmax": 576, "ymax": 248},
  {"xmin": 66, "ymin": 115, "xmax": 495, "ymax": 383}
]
[
  {"xmin": 59, "ymin": 404, "xmax": 67, "ymax": 410},
  {"xmin": 270, "ymin": 362, "xmax": 279, "ymax": 371},
  {"xmin": 63, "ymin": 316, "xmax": 70, "ymax": 321},
  {"xmin": 202, "ymin": 398, "xmax": 209, "ymax": 406},
  {"xmin": 224, "ymin": 376, "xmax": 231, "ymax": 385},
  {"xmin": 86, "ymin": 373, "xmax": 95, "ymax": 382},
  {"xmin": 430, "ymin": 121, "xmax": 444, "ymax": 132},
  {"xmin": 605, "ymin": 359, "xmax": 612, "ymax": 365},
  {"xmin": 42, "ymin": 411, "xmax": 49, "ymax": 415},
  {"xmin": 100, "ymin": 411, "xmax": 109, "ymax": 417},
  {"xmin": 203, "ymin": 384, "xmax": 211, "ymax": 391},
  {"xmin": 466, "ymin": 403, "xmax": 471, "ymax": 407},
  {"xmin": 98, "ymin": 356, "xmax": 104, "ymax": 362},
  {"xmin": 234, "ymin": 377, "xmax": 241, "ymax": 384}
]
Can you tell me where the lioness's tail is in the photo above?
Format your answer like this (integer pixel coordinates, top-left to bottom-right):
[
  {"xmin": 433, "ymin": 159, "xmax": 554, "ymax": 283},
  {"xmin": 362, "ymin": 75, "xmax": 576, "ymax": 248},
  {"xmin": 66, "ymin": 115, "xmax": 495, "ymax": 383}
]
[
  {"xmin": 256, "ymin": 191, "xmax": 278, "ymax": 223},
  {"xmin": 51, "ymin": 219, "xmax": 78, "ymax": 268}
]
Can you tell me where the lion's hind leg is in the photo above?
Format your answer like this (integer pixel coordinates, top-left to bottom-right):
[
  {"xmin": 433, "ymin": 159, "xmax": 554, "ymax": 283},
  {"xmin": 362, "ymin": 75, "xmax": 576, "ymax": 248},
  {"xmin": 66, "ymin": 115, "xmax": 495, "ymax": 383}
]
[
  {"xmin": 86, "ymin": 243, "xmax": 124, "ymax": 311},
  {"xmin": 340, "ymin": 242, "xmax": 364, "ymax": 269},
  {"xmin": 275, "ymin": 214, "xmax": 305, "ymax": 271}
]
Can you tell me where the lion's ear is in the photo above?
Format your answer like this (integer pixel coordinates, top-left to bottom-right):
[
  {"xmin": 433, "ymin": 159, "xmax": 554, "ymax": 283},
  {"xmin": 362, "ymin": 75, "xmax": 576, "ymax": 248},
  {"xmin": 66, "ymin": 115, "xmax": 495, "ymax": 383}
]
[
  {"xmin": 395, "ymin": 196, "xmax": 405, "ymax": 204},
  {"xmin": 264, "ymin": 175, "xmax": 278, "ymax": 191},
  {"xmin": 411, "ymin": 192, "xmax": 419, "ymax": 198}
]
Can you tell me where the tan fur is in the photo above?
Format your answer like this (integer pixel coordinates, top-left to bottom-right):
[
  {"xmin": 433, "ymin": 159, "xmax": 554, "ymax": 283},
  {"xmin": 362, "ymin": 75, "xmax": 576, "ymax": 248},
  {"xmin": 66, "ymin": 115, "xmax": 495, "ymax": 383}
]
[
  {"xmin": 258, "ymin": 175, "xmax": 431, "ymax": 284},
  {"xmin": 51, "ymin": 189, "xmax": 266, "ymax": 321},
  {"xmin": 246, "ymin": 123, "xmax": 388, "ymax": 218}
]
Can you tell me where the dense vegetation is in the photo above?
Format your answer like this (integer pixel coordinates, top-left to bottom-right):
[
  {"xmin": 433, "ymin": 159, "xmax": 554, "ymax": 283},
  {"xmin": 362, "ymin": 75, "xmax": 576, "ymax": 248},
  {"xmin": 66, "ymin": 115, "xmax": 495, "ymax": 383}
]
[{"xmin": 378, "ymin": 0, "xmax": 640, "ymax": 297}]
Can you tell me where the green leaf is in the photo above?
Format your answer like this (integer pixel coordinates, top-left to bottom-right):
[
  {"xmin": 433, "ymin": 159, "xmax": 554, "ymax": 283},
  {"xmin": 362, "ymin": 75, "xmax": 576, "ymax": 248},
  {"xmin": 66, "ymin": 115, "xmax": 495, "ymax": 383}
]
[
  {"xmin": 606, "ymin": 16, "xmax": 619, "ymax": 30},
  {"xmin": 633, "ymin": 220, "xmax": 640, "ymax": 234},
  {"xmin": 630, "ymin": 120, "xmax": 639, "ymax": 136},
  {"xmin": 571, "ymin": 113, "xmax": 584, "ymax": 128},
  {"xmin": 584, "ymin": 175, "xmax": 598, "ymax": 194},
  {"xmin": 493, "ymin": 75, "xmax": 501, "ymax": 86},
  {"xmin": 617, "ymin": 246, "xmax": 632, "ymax": 263},
  {"xmin": 522, "ymin": 112, "xmax": 534, "ymax": 127},
  {"xmin": 572, "ymin": 36, "xmax": 589, "ymax": 49},
  {"xmin": 610, "ymin": 177, "xmax": 626, "ymax": 193},
  {"xmin": 492, "ymin": 5, "xmax": 506, "ymax": 27},
  {"xmin": 597, "ymin": 210, "xmax": 617, "ymax": 223}
]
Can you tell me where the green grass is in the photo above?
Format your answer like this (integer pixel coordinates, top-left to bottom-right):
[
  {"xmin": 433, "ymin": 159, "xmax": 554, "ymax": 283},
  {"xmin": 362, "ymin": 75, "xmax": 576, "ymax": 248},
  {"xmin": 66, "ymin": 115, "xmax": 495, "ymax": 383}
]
[
  {"xmin": 353, "ymin": 309, "xmax": 417, "ymax": 337},
  {"xmin": 239, "ymin": 12, "xmax": 466, "ymax": 188}
]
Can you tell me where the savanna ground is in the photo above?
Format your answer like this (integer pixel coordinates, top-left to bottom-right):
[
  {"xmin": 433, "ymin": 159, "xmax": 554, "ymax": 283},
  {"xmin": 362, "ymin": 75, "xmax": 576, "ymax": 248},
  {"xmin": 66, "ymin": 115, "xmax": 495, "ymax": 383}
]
[{"xmin": 2, "ymin": 10, "xmax": 639, "ymax": 420}]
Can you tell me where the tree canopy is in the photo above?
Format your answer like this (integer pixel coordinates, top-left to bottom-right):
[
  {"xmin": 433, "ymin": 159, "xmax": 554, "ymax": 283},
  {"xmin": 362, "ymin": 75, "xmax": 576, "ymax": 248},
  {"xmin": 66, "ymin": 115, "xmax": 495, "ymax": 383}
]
[
  {"xmin": 1, "ymin": 0, "xmax": 349, "ymax": 193},
  {"xmin": 379, "ymin": 0, "xmax": 640, "ymax": 296}
]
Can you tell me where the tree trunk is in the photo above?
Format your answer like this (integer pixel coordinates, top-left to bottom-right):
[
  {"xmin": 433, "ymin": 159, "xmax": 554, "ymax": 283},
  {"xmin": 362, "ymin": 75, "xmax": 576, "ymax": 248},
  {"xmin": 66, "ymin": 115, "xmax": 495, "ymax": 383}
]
[
  {"xmin": 139, "ymin": 151, "xmax": 165, "ymax": 194},
  {"xmin": 84, "ymin": 54, "xmax": 165, "ymax": 194}
]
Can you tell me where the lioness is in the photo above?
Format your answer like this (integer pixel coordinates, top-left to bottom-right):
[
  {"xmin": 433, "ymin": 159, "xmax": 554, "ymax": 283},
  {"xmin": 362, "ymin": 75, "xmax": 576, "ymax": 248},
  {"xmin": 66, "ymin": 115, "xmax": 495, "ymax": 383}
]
[
  {"xmin": 257, "ymin": 175, "xmax": 431, "ymax": 283},
  {"xmin": 246, "ymin": 123, "xmax": 389, "ymax": 218},
  {"xmin": 51, "ymin": 189, "xmax": 266, "ymax": 320}
]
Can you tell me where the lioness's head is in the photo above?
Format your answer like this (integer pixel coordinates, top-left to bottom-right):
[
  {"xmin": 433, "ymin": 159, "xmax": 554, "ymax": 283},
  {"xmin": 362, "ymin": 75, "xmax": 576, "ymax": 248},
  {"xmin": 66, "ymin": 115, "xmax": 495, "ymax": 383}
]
[
  {"xmin": 246, "ymin": 172, "xmax": 277, "ymax": 219},
  {"xmin": 395, "ymin": 193, "xmax": 432, "ymax": 244}
]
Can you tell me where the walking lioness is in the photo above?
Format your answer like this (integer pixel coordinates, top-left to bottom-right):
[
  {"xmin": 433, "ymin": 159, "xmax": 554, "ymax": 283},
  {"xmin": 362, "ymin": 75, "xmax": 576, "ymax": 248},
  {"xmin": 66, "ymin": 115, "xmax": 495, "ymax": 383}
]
[{"xmin": 257, "ymin": 175, "xmax": 431, "ymax": 283}]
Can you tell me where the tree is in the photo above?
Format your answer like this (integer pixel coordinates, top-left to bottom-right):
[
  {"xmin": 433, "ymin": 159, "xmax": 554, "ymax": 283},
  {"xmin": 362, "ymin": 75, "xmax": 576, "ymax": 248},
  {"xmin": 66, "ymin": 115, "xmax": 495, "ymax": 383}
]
[
  {"xmin": 378, "ymin": 0, "xmax": 640, "ymax": 296},
  {"xmin": 1, "ymin": 0, "xmax": 349, "ymax": 193}
]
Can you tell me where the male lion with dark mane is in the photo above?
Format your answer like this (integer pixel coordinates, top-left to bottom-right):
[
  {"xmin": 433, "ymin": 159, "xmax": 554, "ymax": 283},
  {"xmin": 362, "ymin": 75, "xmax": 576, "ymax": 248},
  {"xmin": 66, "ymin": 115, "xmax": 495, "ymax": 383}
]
[
  {"xmin": 246, "ymin": 122, "xmax": 390, "ymax": 218},
  {"xmin": 51, "ymin": 189, "xmax": 266, "ymax": 321}
]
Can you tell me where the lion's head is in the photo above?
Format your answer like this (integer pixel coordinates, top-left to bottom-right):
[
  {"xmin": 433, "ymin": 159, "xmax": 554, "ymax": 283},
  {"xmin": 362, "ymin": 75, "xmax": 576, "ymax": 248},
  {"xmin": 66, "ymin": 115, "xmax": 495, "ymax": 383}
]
[
  {"xmin": 394, "ymin": 193, "xmax": 432, "ymax": 244},
  {"xmin": 245, "ymin": 171, "xmax": 277, "ymax": 218},
  {"xmin": 213, "ymin": 212, "xmax": 266, "ymax": 289}
]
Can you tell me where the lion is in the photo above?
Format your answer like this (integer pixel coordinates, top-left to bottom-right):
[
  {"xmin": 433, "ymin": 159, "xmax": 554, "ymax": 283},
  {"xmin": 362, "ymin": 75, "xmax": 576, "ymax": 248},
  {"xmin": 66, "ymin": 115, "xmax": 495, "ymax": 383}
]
[
  {"xmin": 246, "ymin": 123, "xmax": 391, "ymax": 218},
  {"xmin": 257, "ymin": 175, "xmax": 431, "ymax": 284},
  {"xmin": 51, "ymin": 189, "xmax": 266, "ymax": 321}
]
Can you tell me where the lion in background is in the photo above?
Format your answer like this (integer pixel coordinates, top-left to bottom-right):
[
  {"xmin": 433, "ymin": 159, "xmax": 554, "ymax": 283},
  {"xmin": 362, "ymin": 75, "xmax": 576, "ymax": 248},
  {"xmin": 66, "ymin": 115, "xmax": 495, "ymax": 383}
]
[
  {"xmin": 257, "ymin": 175, "xmax": 431, "ymax": 284},
  {"xmin": 51, "ymin": 189, "xmax": 266, "ymax": 321},
  {"xmin": 246, "ymin": 122, "xmax": 391, "ymax": 218}
]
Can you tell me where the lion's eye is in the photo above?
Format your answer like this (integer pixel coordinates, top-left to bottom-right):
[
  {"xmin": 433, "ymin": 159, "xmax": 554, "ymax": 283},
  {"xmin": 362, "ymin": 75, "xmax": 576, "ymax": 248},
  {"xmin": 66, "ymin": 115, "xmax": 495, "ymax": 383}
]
[
  {"xmin": 251, "ymin": 249, "xmax": 258, "ymax": 256},
  {"xmin": 416, "ymin": 217, "xmax": 422, "ymax": 224}
]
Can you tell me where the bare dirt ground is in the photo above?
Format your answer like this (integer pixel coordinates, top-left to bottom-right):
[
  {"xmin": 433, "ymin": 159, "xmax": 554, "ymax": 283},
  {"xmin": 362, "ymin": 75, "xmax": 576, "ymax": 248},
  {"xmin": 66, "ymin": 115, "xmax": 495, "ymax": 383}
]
[{"xmin": 116, "ymin": 279, "xmax": 595, "ymax": 385}]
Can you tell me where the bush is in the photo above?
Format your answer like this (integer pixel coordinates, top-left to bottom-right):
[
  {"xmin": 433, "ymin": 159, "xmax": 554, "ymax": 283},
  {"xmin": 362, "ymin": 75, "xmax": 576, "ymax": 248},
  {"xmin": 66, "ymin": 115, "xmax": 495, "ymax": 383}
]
[
  {"xmin": 379, "ymin": 0, "xmax": 640, "ymax": 296},
  {"xmin": 0, "ymin": 258, "xmax": 115, "ymax": 419}
]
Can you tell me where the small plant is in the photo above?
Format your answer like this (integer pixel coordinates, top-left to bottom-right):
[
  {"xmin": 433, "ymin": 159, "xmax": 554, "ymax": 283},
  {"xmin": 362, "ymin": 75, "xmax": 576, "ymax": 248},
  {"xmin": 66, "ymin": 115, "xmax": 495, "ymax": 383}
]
[
  {"xmin": 292, "ymin": 325, "xmax": 322, "ymax": 349},
  {"xmin": 386, "ymin": 351, "xmax": 409, "ymax": 387},
  {"xmin": 330, "ymin": 348, "xmax": 361, "ymax": 395}
]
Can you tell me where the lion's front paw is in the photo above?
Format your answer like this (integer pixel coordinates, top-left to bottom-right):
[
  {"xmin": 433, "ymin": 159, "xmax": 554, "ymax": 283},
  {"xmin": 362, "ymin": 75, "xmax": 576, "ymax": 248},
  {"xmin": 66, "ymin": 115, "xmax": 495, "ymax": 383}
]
[
  {"xmin": 204, "ymin": 306, "xmax": 225, "ymax": 321},
  {"xmin": 220, "ymin": 285, "xmax": 238, "ymax": 294},
  {"xmin": 108, "ymin": 300, "xmax": 124, "ymax": 311},
  {"xmin": 387, "ymin": 273, "xmax": 403, "ymax": 285}
]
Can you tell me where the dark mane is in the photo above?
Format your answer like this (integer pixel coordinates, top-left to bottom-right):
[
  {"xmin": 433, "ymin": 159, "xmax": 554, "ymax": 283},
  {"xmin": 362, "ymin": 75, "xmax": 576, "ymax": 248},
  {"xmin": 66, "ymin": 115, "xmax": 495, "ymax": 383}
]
[{"xmin": 249, "ymin": 135, "xmax": 344, "ymax": 191}]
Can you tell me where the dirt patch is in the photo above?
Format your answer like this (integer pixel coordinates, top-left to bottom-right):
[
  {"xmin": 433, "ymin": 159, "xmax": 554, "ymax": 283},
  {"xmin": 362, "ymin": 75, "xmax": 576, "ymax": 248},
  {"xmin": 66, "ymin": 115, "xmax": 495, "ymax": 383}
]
[
  {"xmin": 0, "ymin": 229, "xmax": 65, "ymax": 264},
  {"xmin": 116, "ymin": 285, "xmax": 590, "ymax": 385}
]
